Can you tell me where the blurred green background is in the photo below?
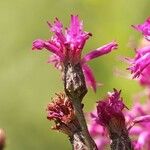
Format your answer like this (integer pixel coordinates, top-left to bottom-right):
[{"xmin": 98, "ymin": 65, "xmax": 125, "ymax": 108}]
[{"xmin": 0, "ymin": 0, "xmax": 150, "ymax": 149}]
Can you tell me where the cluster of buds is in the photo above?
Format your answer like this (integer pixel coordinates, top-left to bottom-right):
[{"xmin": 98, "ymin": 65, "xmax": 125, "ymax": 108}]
[{"xmin": 33, "ymin": 15, "xmax": 150, "ymax": 150}]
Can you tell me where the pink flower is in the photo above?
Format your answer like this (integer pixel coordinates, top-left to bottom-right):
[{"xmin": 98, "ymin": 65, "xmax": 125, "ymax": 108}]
[
  {"xmin": 32, "ymin": 15, "xmax": 118, "ymax": 91},
  {"xmin": 139, "ymin": 66, "xmax": 150, "ymax": 87},
  {"xmin": 132, "ymin": 17, "xmax": 150, "ymax": 41},
  {"xmin": 88, "ymin": 91, "xmax": 150, "ymax": 150},
  {"xmin": 88, "ymin": 111, "xmax": 109, "ymax": 150},
  {"xmin": 125, "ymin": 100, "xmax": 150, "ymax": 150},
  {"xmin": 96, "ymin": 89, "xmax": 125, "ymax": 126},
  {"xmin": 127, "ymin": 45, "xmax": 150, "ymax": 79},
  {"xmin": 89, "ymin": 89, "xmax": 128, "ymax": 150}
]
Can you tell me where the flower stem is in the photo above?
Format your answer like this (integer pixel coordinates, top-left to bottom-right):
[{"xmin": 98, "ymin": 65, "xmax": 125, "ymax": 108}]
[
  {"xmin": 64, "ymin": 62, "xmax": 98, "ymax": 150},
  {"xmin": 110, "ymin": 130, "xmax": 133, "ymax": 150},
  {"xmin": 73, "ymin": 101, "xmax": 97, "ymax": 150},
  {"xmin": 70, "ymin": 131, "xmax": 88, "ymax": 150}
]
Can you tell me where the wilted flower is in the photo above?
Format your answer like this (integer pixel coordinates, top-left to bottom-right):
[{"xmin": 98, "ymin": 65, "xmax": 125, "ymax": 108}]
[
  {"xmin": 132, "ymin": 17, "xmax": 150, "ymax": 41},
  {"xmin": 32, "ymin": 15, "xmax": 118, "ymax": 91},
  {"xmin": 46, "ymin": 93, "xmax": 80, "ymax": 136}
]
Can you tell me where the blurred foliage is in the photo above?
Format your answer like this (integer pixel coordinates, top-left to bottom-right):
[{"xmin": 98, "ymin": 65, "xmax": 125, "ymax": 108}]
[{"xmin": 0, "ymin": 0, "xmax": 150, "ymax": 149}]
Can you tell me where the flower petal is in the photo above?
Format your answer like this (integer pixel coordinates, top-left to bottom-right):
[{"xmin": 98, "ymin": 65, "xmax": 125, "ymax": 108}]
[
  {"xmin": 47, "ymin": 18, "xmax": 66, "ymax": 44},
  {"xmin": 32, "ymin": 39, "xmax": 64, "ymax": 59},
  {"xmin": 132, "ymin": 17, "xmax": 150, "ymax": 41},
  {"xmin": 32, "ymin": 39, "xmax": 45, "ymax": 50},
  {"xmin": 47, "ymin": 54, "xmax": 63, "ymax": 71},
  {"xmin": 128, "ymin": 115, "xmax": 150, "ymax": 131},
  {"xmin": 135, "ymin": 132, "xmax": 150, "ymax": 149},
  {"xmin": 127, "ymin": 45, "xmax": 150, "ymax": 79},
  {"xmin": 82, "ymin": 64, "xmax": 97, "ymax": 92},
  {"xmin": 81, "ymin": 41, "xmax": 118, "ymax": 63}
]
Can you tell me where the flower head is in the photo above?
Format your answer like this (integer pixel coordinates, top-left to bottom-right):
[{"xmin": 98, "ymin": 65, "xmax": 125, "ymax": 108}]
[
  {"xmin": 96, "ymin": 89, "xmax": 125, "ymax": 127},
  {"xmin": 132, "ymin": 17, "xmax": 150, "ymax": 41},
  {"xmin": 88, "ymin": 91, "xmax": 150, "ymax": 150},
  {"xmin": 46, "ymin": 93, "xmax": 80, "ymax": 136},
  {"xmin": 32, "ymin": 15, "xmax": 118, "ymax": 91},
  {"xmin": 89, "ymin": 89, "xmax": 133, "ymax": 149},
  {"xmin": 32, "ymin": 15, "xmax": 91, "ymax": 64}
]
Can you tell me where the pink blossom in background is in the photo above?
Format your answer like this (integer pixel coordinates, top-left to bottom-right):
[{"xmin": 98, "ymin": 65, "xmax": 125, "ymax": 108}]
[
  {"xmin": 137, "ymin": 38, "xmax": 150, "ymax": 87},
  {"xmin": 32, "ymin": 15, "xmax": 118, "ymax": 91},
  {"xmin": 88, "ymin": 110, "xmax": 109, "ymax": 150},
  {"xmin": 127, "ymin": 34, "xmax": 150, "ymax": 87},
  {"xmin": 132, "ymin": 17, "xmax": 150, "ymax": 41},
  {"xmin": 127, "ymin": 45, "xmax": 150, "ymax": 80},
  {"xmin": 88, "ymin": 90, "xmax": 150, "ymax": 150},
  {"xmin": 125, "ymin": 100, "xmax": 150, "ymax": 150},
  {"xmin": 138, "ymin": 66, "xmax": 150, "ymax": 87}
]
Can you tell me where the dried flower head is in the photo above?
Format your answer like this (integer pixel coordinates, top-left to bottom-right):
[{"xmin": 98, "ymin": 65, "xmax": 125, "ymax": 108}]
[
  {"xmin": 32, "ymin": 15, "xmax": 118, "ymax": 91},
  {"xmin": 46, "ymin": 93, "xmax": 80, "ymax": 136}
]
